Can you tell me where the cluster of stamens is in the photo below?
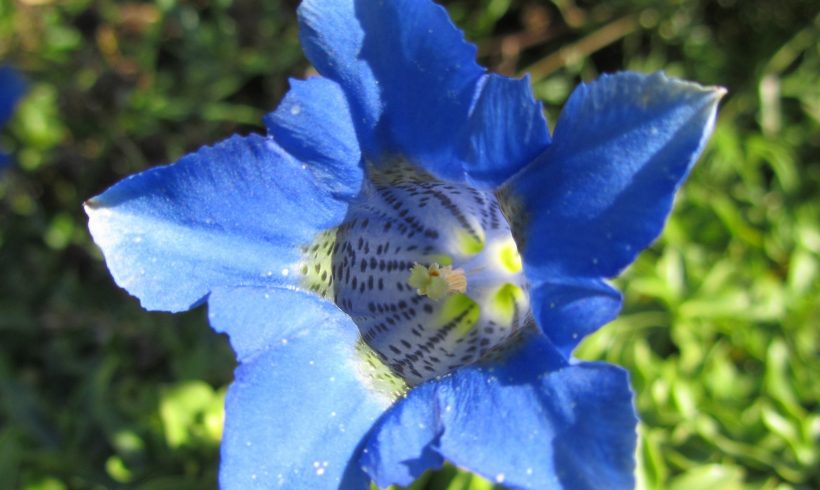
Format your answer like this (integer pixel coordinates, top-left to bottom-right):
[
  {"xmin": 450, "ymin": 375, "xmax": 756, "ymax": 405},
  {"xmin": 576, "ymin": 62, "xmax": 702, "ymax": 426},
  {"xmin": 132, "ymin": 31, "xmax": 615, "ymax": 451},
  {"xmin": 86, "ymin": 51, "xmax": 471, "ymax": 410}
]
[{"xmin": 408, "ymin": 263, "xmax": 467, "ymax": 300}]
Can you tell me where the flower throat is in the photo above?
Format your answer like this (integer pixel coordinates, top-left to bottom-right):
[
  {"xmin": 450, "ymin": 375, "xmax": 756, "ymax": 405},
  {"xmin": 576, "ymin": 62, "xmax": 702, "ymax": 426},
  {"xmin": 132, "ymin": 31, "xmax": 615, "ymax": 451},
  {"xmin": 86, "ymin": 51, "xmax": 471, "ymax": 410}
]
[{"xmin": 301, "ymin": 162, "xmax": 532, "ymax": 387}]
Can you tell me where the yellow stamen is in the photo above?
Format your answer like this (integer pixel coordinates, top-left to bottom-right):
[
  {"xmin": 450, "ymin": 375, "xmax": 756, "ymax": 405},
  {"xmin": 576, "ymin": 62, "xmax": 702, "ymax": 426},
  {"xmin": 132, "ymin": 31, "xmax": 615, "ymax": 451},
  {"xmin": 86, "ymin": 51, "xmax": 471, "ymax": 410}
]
[{"xmin": 408, "ymin": 262, "xmax": 468, "ymax": 301}]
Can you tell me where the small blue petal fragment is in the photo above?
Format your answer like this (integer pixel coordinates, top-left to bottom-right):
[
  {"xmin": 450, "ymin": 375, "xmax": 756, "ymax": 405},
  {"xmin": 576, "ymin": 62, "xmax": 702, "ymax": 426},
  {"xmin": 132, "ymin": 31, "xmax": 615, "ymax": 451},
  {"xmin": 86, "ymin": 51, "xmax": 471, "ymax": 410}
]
[
  {"xmin": 531, "ymin": 278, "xmax": 622, "ymax": 357},
  {"xmin": 0, "ymin": 65, "xmax": 25, "ymax": 169},
  {"xmin": 85, "ymin": 134, "xmax": 350, "ymax": 312},
  {"xmin": 0, "ymin": 65, "xmax": 25, "ymax": 125},
  {"xmin": 213, "ymin": 288, "xmax": 387, "ymax": 490},
  {"xmin": 264, "ymin": 76, "xmax": 362, "ymax": 199},
  {"xmin": 298, "ymin": 0, "xmax": 486, "ymax": 181},
  {"xmin": 509, "ymin": 72, "xmax": 723, "ymax": 278},
  {"xmin": 360, "ymin": 382, "xmax": 443, "ymax": 488},
  {"xmin": 460, "ymin": 74, "xmax": 550, "ymax": 188}
]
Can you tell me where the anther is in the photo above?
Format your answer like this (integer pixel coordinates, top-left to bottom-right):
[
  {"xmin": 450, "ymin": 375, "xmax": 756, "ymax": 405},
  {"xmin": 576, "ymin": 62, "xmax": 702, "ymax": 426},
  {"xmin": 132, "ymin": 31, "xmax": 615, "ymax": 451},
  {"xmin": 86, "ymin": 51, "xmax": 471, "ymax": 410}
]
[{"xmin": 407, "ymin": 262, "xmax": 467, "ymax": 301}]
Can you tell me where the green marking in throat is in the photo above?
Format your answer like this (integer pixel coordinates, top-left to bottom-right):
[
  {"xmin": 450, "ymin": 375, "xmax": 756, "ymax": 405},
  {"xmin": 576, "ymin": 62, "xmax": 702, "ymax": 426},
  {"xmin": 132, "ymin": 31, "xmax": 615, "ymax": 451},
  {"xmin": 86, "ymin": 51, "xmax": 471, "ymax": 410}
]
[
  {"xmin": 489, "ymin": 283, "xmax": 526, "ymax": 326},
  {"xmin": 354, "ymin": 339, "xmax": 408, "ymax": 402},
  {"xmin": 299, "ymin": 229, "xmax": 337, "ymax": 299},
  {"xmin": 439, "ymin": 293, "xmax": 480, "ymax": 338}
]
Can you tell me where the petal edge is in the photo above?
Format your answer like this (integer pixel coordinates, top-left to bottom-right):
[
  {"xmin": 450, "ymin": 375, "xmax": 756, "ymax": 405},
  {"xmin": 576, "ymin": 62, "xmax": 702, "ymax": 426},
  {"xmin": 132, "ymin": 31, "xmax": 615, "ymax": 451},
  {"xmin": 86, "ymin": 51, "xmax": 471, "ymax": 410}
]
[
  {"xmin": 509, "ymin": 71, "xmax": 723, "ymax": 278},
  {"xmin": 86, "ymin": 134, "xmax": 349, "ymax": 312}
]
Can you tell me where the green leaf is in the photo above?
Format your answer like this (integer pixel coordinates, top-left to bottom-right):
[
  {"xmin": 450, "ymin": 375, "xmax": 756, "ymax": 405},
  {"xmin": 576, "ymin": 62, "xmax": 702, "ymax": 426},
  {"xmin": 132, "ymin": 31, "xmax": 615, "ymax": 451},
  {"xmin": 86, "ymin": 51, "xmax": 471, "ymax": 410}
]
[{"xmin": 666, "ymin": 464, "xmax": 745, "ymax": 490}]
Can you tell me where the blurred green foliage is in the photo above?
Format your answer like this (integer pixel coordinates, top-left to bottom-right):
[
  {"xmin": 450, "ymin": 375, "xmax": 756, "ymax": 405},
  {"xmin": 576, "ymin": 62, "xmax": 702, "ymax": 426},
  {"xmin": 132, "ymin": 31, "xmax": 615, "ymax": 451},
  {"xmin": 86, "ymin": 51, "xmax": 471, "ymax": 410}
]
[{"xmin": 0, "ymin": 0, "xmax": 817, "ymax": 489}]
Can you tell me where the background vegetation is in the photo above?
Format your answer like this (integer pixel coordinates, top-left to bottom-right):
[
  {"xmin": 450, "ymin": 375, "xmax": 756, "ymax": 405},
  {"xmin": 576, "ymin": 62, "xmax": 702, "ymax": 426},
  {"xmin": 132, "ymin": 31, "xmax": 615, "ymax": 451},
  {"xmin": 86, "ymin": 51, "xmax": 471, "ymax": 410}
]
[{"xmin": 0, "ymin": 0, "xmax": 817, "ymax": 489}]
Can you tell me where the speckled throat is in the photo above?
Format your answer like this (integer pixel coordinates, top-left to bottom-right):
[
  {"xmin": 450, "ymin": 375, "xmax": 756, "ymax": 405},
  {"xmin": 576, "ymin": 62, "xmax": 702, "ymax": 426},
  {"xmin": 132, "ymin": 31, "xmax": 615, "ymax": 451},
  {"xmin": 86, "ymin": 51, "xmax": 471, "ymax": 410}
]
[{"xmin": 301, "ymin": 161, "xmax": 532, "ymax": 387}]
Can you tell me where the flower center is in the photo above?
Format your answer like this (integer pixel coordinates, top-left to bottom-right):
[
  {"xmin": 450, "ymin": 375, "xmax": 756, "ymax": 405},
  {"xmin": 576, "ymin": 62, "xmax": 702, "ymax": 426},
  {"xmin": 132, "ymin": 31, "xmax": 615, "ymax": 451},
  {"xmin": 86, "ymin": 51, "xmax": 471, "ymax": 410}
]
[{"xmin": 301, "ymin": 162, "xmax": 532, "ymax": 387}]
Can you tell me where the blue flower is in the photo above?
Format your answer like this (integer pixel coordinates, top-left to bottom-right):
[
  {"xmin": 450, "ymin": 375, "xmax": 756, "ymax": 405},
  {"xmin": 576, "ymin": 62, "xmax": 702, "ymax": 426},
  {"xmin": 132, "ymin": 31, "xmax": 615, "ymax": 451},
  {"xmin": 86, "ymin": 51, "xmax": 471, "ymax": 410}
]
[
  {"xmin": 85, "ymin": 1, "xmax": 722, "ymax": 488},
  {"xmin": 0, "ymin": 65, "xmax": 25, "ymax": 169}
]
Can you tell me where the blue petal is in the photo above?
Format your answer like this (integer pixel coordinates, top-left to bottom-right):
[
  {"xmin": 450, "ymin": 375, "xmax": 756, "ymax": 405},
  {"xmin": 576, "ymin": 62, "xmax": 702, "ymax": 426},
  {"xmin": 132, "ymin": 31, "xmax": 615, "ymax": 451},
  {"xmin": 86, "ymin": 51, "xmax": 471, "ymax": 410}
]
[
  {"xmin": 360, "ymin": 382, "xmax": 443, "ymax": 487},
  {"xmin": 362, "ymin": 336, "xmax": 637, "ymax": 489},
  {"xmin": 86, "ymin": 134, "xmax": 356, "ymax": 312},
  {"xmin": 298, "ymin": 0, "xmax": 548, "ymax": 185},
  {"xmin": 459, "ymin": 74, "xmax": 550, "ymax": 187},
  {"xmin": 507, "ymin": 72, "xmax": 723, "ymax": 278},
  {"xmin": 263, "ymin": 76, "xmax": 362, "ymax": 199},
  {"xmin": 213, "ymin": 288, "xmax": 389, "ymax": 490},
  {"xmin": 0, "ymin": 65, "xmax": 25, "ymax": 125},
  {"xmin": 436, "ymin": 338, "xmax": 636, "ymax": 489},
  {"xmin": 298, "ymin": 0, "xmax": 480, "ymax": 173},
  {"xmin": 531, "ymin": 278, "xmax": 622, "ymax": 357}
]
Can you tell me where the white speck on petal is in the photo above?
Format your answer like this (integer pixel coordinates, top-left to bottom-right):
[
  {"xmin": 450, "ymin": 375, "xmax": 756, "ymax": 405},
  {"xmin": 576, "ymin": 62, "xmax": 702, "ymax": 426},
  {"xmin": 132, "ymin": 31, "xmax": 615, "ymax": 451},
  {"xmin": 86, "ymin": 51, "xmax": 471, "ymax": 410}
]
[
  {"xmin": 330, "ymin": 411, "xmax": 336, "ymax": 417},
  {"xmin": 496, "ymin": 473, "xmax": 505, "ymax": 483},
  {"xmin": 281, "ymin": 268, "xmax": 290, "ymax": 276},
  {"xmin": 329, "ymin": 376, "xmax": 336, "ymax": 382},
  {"xmin": 316, "ymin": 467, "xmax": 325, "ymax": 476},
  {"xmin": 281, "ymin": 338, "xmax": 288, "ymax": 345},
  {"xmin": 418, "ymin": 422, "xmax": 426, "ymax": 429},
  {"xmin": 290, "ymin": 104, "xmax": 302, "ymax": 115},
  {"xmin": 526, "ymin": 468, "xmax": 533, "ymax": 475}
]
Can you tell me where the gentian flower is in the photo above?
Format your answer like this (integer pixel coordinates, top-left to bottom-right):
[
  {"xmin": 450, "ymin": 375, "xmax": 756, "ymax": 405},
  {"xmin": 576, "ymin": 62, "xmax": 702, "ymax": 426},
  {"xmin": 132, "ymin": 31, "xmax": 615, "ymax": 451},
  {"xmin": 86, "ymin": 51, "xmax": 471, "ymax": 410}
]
[
  {"xmin": 0, "ymin": 65, "xmax": 25, "ymax": 168},
  {"xmin": 86, "ymin": 0, "xmax": 722, "ymax": 488}
]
